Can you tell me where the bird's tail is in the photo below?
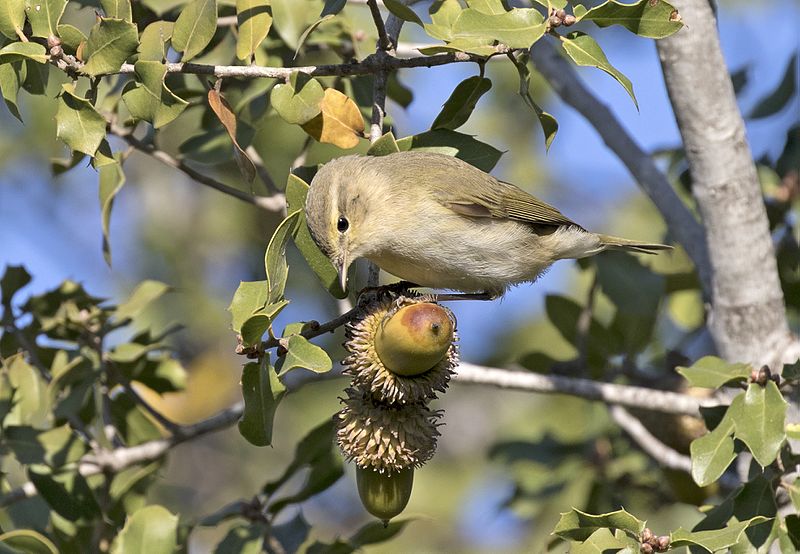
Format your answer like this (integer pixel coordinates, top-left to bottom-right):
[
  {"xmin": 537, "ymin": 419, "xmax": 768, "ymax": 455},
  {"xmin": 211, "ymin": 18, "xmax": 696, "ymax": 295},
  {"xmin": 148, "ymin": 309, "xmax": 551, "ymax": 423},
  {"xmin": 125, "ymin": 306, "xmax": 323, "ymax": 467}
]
[{"xmin": 596, "ymin": 234, "xmax": 673, "ymax": 255}]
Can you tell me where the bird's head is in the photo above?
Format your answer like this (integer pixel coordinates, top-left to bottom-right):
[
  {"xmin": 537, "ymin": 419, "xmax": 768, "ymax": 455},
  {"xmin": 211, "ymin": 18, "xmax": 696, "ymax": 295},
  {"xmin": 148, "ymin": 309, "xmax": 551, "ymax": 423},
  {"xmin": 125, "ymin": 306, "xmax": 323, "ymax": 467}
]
[{"xmin": 305, "ymin": 155, "xmax": 388, "ymax": 291}]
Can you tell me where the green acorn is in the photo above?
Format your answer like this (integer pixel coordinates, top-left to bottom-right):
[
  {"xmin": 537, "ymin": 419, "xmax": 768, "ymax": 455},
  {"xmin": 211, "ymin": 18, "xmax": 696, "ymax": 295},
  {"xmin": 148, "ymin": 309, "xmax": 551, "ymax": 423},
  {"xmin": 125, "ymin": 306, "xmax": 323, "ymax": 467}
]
[
  {"xmin": 356, "ymin": 466, "xmax": 414, "ymax": 526},
  {"xmin": 375, "ymin": 302, "xmax": 454, "ymax": 376},
  {"xmin": 343, "ymin": 292, "xmax": 458, "ymax": 404}
]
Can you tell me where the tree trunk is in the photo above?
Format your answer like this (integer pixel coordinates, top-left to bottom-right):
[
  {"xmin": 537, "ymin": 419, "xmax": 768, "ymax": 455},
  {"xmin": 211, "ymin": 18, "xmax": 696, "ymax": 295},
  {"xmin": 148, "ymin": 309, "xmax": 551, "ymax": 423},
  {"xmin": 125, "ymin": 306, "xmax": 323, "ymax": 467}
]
[{"xmin": 656, "ymin": 0, "xmax": 796, "ymax": 367}]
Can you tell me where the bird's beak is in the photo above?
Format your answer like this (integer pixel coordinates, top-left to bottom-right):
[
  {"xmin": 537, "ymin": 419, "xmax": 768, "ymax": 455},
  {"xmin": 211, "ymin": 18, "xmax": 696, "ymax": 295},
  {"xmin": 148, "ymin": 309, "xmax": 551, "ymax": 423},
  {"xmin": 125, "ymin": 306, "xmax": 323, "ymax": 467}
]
[{"xmin": 337, "ymin": 253, "xmax": 348, "ymax": 292}]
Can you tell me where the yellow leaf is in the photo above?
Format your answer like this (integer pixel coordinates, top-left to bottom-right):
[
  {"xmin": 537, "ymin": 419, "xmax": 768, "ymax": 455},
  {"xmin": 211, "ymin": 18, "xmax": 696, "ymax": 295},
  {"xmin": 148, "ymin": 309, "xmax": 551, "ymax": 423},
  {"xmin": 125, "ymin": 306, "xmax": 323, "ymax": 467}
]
[{"xmin": 301, "ymin": 88, "xmax": 365, "ymax": 149}]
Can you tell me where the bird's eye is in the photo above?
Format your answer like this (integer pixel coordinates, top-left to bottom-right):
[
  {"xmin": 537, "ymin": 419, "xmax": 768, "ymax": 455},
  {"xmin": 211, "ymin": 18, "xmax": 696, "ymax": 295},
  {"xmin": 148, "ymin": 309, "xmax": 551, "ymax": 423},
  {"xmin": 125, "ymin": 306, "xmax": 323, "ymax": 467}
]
[{"xmin": 337, "ymin": 216, "xmax": 349, "ymax": 233}]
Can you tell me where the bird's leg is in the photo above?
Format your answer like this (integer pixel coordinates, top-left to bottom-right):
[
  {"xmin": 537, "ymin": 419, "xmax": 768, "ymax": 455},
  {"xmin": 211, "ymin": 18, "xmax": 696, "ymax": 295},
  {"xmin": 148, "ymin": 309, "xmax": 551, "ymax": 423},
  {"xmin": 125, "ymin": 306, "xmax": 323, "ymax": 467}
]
[{"xmin": 434, "ymin": 291, "xmax": 497, "ymax": 302}]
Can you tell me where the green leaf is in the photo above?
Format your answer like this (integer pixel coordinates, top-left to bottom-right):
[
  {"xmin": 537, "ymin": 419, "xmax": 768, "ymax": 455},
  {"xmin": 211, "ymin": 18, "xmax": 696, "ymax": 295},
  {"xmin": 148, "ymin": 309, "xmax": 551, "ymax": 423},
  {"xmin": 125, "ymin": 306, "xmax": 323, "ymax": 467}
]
[
  {"xmin": 98, "ymin": 157, "xmax": 125, "ymax": 265},
  {"xmin": 271, "ymin": 72, "xmax": 324, "ymax": 125},
  {"xmin": 596, "ymin": 251, "xmax": 664, "ymax": 354},
  {"xmin": 122, "ymin": 61, "xmax": 189, "ymax": 128},
  {"xmin": 731, "ymin": 475, "xmax": 777, "ymax": 552},
  {"xmin": 265, "ymin": 211, "xmax": 300, "ymax": 304},
  {"xmin": 82, "ymin": 18, "xmax": 139, "ymax": 76},
  {"xmin": 213, "ymin": 523, "xmax": 268, "ymax": 554},
  {"xmin": 431, "ymin": 76, "xmax": 492, "ymax": 131},
  {"xmin": 228, "ymin": 280, "xmax": 268, "ymax": 333},
  {"xmin": 4, "ymin": 425, "xmax": 86, "ymax": 466},
  {"xmin": 295, "ymin": 14, "xmax": 335, "ymax": 56},
  {"xmin": 137, "ymin": 20, "xmax": 174, "ymax": 62},
  {"xmin": 239, "ymin": 300, "xmax": 289, "ymax": 346},
  {"xmin": 383, "ymin": 0, "xmax": 423, "ymax": 26},
  {"xmin": 677, "ymin": 356, "xmax": 752, "ymax": 388},
  {"xmin": 100, "ymin": 0, "xmax": 132, "ymax": 21},
  {"xmin": 271, "ymin": 0, "xmax": 308, "ymax": 50},
  {"xmin": 321, "ymin": 0, "xmax": 347, "ymax": 18},
  {"xmin": 690, "ymin": 410, "xmax": 735, "ymax": 487},
  {"xmin": 749, "ymin": 53, "xmax": 797, "ymax": 119},
  {"xmin": 396, "ymin": 129, "xmax": 503, "ymax": 172},
  {"xmin": 56, "ymin": 23, "xmax": 87, "ymax": 52},
  {"xmin": 451, "ymin": 8, "xmax": 546, "ymax": 49},
  {"xmin": 579, "ymin": 0, "xmax": 684, "ymax": 39},
  {"xmin": 0, "ymin": 530, "xmax": 59, "ymax": 554},
  {"xmin": 236, "ymin": 0, "xmax": 272, "ymax": 61},
  {"xmin": 569, "ymin": 528, "xmax": 639, "ymax": 554},
  {"xmin": 278, "ymin": 335, "xmax": 332, "ymax": 375},
  {"xmin": 29, "ymin": 467, "xmax": 101, "ymax": 522},
  {"xmin": 5, "ymin": 356, "xmax": 49, "ymax": 426},
  {"xmin": 509, "ymin": 50, "xmax": 557, "ymax": 150},
  {"xmin": 671, "ymin": 517, "xmax": 771, "ymax": 553},
  {"xmin": 544, "ymin": 294, "xmax": 618, "ymax": 365},
  {"xmin": 108, "ymin": 462, "xmax": 161, "ymax": 503},
  {"xmin": 172, "ymin": 0, "xmax": 217, "ymax": 61},
  {"xmin": 0, "ymin": 63, "xmax": 22, "ymax": 121},
  {"xmin": 25, "ymin": 0, "xmax": 67, "ymax": 38},
  {"xmin": 1, "ymin": 265, "xmax": 31, "ymax": 307},
  {"xmin": 366, "ymin": 131, "xmax": 401, "ymax": 156},
  {"xmin": 349, "ymin": 519, "xmax": 411, "ymax": 548},
  {"xmin": 114, "ymin": 280, "xmax": 170, "ymax": 321},
  {"xmin": 560, "ymin": 32, "xmax": 637, "ymax": 109},
  {"xmin": 730, "ymin": 381, "xmax": 787, "ymax": 466},
  {"xmin": 417, "ymin": 37, "xmax": 498, "ymax": 57},
  {"xmin": 238, "ymin": 356, "xmax": 286, "ymax": 447},
  {"xmin": 263, "ymin": 419, "xmax": 337, "ymax": 495},
  {"xmin": 0, "ymin": 42, "xmax": 49, "ymax": 64},
  {"xmin": 466, "ymin": 0, "xmax": 509, "ymax": 15},
  {"xmin": 110, "ymin": 505, "xmax": 179, "ymax": 554},
  {"xmin": 0, "ymin": 0, "xmax": 25, "ymax": 40},
  {"xmin": 552, "ymin": 507, "xmax": 645, "ymax": 541},
  {"xmin": 285, "ymin": 174, "xmax": 347, "ymax": 298}
]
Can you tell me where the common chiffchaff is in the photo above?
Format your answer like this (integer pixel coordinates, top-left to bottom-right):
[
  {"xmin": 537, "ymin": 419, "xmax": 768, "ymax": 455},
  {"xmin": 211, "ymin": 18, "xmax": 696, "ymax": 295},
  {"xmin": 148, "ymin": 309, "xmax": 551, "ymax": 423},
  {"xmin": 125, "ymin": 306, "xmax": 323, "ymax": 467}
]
[{"xmin": 305, "ymin": 152, "xmax": 670, "ymax": 296}]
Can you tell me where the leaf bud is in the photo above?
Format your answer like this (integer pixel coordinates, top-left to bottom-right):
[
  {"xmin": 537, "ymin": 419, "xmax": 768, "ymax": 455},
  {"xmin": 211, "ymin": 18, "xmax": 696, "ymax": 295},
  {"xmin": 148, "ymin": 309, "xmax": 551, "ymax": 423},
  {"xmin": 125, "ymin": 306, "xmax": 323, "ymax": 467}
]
[
  {"xmin": 563, "ymin": 14, "xmax": 577, "ymax": 26},
  {"xmin": 655, "ymin": 536, "xmax": 670, "ymax": 552},
  {"xmin": 549, "ymin": 15, "xmax": 562, "ymax": 28},
  {"xmin": 640, "ymin": 544, "xmax": 653, "ymax": 554}
]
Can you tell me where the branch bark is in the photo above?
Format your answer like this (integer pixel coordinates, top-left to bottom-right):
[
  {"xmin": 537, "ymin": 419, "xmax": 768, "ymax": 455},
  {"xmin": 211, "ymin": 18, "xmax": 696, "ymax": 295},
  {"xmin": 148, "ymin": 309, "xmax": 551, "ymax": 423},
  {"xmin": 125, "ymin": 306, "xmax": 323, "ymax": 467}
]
[
  {"xmin": 454, "ymin": 363, "xmax": 721, "ymax": 417},
  {"xmin": 656, "ymin": 0, "xmax": 796, "ymax": 367},
  {"xmin": 530, "ymin": 39, "xmax": 713, "ymax": 295}
]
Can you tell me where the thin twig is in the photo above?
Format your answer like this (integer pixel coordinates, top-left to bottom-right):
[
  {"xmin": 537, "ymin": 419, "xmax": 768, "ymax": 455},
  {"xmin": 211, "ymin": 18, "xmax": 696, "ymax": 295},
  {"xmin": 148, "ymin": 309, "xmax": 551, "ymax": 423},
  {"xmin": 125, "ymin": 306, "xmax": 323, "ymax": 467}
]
[
  {"xmin": 110, "ymin": 364, "xmax": 183, "ymax": 435},
  {"xmin": 454, "ymin": 362, "xmax": 722, "ymax": 417},
  {"xmin": 115, "ymin": 130, "xmax": 285, "ymax": 212},
  {"xmin": 609, "ymin": 405, "xmax": 693, "ymax": 472},
  {"xmin": 91, "ymin": 52, "xmax": 480, "ymax": 79},
  {"xmin": 244, "ymin": 145, "xmax": 279, "ymax": 194},
  {"xmin": 529, "ymin": 39, "xmax": 712, "ymax": 297},
  {"xmin": 367, "ymin": 0, "xmax": 393, "ymax": 51}
]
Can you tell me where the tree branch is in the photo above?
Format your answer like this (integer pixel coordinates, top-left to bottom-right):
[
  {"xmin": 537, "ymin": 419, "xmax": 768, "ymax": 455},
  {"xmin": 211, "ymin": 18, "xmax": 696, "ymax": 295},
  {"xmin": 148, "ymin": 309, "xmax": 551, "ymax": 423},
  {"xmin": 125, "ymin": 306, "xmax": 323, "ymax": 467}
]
[
  {"xmin": 529, "ymin": 39, "xmax": 713, "ymax": 297},
  {"xmin": 0, "ymin": 402, "xmax": 244, "ymax": 508},
  {"xmin": 655, "ymin": 0, "xmax": 795, "ymax": 368},
  {"xmin": 454, "ymin": 362, "xmax": 721, "ymax": 417},
  {"xmin": 609, "ymin": 405, "xmax": 693, "ymax": 473}
]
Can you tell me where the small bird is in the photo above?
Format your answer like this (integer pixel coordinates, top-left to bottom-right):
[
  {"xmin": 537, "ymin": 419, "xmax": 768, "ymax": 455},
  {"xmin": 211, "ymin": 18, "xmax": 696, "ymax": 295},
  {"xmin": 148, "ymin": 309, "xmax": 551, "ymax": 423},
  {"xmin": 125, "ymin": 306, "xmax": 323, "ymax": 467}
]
[{"xmin": 305, "ymin": 152, "xmax": 670, "ymax": 297}]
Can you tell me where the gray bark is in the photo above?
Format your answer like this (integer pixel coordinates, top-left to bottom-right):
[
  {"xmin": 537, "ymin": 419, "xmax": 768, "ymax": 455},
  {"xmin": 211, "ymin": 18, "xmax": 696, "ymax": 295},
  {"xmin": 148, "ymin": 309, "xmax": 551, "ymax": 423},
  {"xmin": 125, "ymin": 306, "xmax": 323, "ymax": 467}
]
[{"xmin": 656, "ymin": 0, "xmax": 796, "ymax": 367}]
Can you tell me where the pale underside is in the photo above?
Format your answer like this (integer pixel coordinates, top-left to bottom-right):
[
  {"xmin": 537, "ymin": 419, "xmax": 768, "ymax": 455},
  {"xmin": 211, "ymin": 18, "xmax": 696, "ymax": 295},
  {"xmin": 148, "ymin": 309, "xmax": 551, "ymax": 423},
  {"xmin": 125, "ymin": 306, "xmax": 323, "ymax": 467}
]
[{"xmin": 364, "ymin": 217, "xmax": 601, "ymax": 296}]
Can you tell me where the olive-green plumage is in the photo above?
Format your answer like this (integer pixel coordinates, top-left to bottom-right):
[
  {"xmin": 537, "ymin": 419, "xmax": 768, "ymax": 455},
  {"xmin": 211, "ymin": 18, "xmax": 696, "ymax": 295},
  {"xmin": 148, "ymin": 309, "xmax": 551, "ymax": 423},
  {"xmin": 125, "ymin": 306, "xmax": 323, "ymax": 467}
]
[{"xmin": 305, "ymin": 152, "xmax": 670, "ymax": 296}]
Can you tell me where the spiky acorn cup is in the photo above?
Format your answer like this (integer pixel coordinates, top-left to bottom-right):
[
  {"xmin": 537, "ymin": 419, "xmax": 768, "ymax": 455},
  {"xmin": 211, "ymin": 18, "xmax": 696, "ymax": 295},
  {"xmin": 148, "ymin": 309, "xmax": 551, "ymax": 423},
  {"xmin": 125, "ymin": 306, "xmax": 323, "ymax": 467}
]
[{"xmin": 336, "ymin": 290, "xmax": 459, "ymax": 524}]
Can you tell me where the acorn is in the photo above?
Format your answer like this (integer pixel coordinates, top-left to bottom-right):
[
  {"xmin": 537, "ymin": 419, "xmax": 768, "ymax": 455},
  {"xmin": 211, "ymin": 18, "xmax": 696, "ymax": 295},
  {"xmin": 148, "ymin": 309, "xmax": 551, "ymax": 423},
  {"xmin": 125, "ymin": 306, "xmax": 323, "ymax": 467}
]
[
  {"xmin": 375, "ymin": 302, "xmax": 454, "ymax": 376},
  {"xmin": 356, "ymin": 466, "xmax": 414, "ymax": 525},
  {"xmin": 343, "ymin": 292, "xmax": 458, "ymax": 404}
]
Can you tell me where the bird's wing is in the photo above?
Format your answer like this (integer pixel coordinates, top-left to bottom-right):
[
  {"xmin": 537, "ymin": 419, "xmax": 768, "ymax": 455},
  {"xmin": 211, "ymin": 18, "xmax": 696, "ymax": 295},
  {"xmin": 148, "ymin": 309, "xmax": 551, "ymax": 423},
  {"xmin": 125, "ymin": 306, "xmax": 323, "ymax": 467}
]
[{"xmin": 435, "ymin": 178, "xmax": 578, "ymax": 228}]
